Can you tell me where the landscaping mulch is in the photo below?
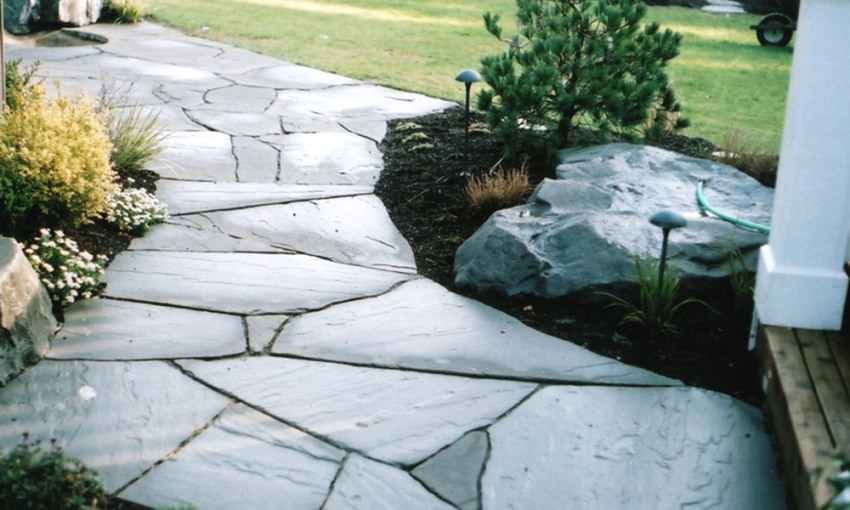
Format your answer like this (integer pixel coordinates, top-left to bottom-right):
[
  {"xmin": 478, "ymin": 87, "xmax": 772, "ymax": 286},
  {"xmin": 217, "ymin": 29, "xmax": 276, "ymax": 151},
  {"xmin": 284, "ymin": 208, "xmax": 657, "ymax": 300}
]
[{"xmin": 376, "ymin": 107, "xmax": 763, "ymax": 406}]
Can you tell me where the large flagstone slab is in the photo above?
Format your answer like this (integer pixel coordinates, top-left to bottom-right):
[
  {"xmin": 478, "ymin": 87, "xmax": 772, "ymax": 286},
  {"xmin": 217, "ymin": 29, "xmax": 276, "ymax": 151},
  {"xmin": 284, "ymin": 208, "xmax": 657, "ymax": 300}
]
[
  {"xmin": 200, "ymin": 84, "xmax": 277, "ymax": 114},
  {"xmin": 50, "ymin": 299, "xmax": 245, "ymax": 360},
  {"xmin": 103, "ymin": 251, "xmax": 413, "ymax": 315},
  {"xmin": 268, "ymin": 84, "xmax": 455, "ymax": 121},
  {"xmin": 147, "ymin": 131, "xmax": 236, "ymax": 181},
  {"xmin": 130, "ymin": 196, "xmax": 417, "ymax": 272},
  {"xmin": 275, "ymin": 279, "xmax": 676, "ymax": 385},
  {"xmin": 178, "ymin": 357, "xmax": 537, "ymax": 466},
  {"xmin": 120, "ymin": 404, "xmax": 344, "ymax": 510},
  {"xmin": 154, "ymin": 181, "xmax": 372, "ymax": 215},
  {"xmin": 482, "ymin": 386, "xmax": 787, "ymax": 509},
  {"xmin": 221, "ymin": 63, "xmax": 357, "ymax": 90},
  {"xmin": 0, "ymin": 360, "xmax": 231, "ymax": 492},
  {"xmin": 187, "ymin": 110, "xmax": 282, "ymax": 137},
  {"xmin": 263, "ymin": 132, "xmax": 383, "ymax": 185},
  {"xmin": 323, "ymin": 454, "xmax": 455, "ymax": 510}
]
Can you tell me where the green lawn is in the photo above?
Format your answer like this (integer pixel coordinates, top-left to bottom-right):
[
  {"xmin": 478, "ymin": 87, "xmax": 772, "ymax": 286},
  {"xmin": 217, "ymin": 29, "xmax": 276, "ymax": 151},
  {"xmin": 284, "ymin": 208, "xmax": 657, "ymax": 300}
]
[{"xmin": 147, "ymin": 0, "xmax": 791, "ymax": 151}]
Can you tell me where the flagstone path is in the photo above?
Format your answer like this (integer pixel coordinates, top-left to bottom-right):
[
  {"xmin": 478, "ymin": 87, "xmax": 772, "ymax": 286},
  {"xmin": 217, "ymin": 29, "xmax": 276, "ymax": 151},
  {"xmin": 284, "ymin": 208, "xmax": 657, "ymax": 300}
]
[{"xmin": 0, "ymin": 22, "xmax": 786, "ymax": 509}]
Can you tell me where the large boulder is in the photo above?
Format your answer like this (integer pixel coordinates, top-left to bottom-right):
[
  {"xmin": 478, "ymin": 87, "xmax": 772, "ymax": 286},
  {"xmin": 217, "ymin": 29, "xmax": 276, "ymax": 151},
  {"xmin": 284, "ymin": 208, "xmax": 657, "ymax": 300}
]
[
  {"xmin": 3, "ymin": 0, "xmax": 103, "ymax": 35},
  {"xmin": 0, "ymin": 237, "xmax": 56, "ymax": 385},
  {"xmin": 454, "ymin": 144, "xmax": 773, "ymax": 300}
]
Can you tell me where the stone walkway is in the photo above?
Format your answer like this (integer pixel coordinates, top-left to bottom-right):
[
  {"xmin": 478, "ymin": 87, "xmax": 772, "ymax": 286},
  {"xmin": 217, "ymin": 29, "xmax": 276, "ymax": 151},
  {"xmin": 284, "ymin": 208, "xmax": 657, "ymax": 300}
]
[{"xmin": 0, "ymin": 23, "xmax": 786, "ymax": 509}]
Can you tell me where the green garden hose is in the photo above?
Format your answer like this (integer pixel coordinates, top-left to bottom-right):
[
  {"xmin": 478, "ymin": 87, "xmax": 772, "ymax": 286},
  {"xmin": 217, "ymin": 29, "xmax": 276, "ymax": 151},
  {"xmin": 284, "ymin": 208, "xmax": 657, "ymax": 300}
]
[{"xmin": 696, "ymin": 180, "xmax": 771, "ymax": 234}]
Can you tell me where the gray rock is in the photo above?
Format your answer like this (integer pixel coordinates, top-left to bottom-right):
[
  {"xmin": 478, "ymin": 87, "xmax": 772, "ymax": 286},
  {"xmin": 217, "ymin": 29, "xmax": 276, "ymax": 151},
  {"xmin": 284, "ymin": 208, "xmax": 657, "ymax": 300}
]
[
  {"xmin": 179, "ymin": 357, "xmax": 537, "ymax": 466},
  {"xmin": 482, "ymin": 386, "xmax": 786, "ymax": 509},
  {"xmin": 0, "ymin": 238, "xmax": 56, "ymax": 386},
  {"xmin": 0, "ymin": 360, "xmax": 230, "ymax": 491},
  {"xmin": 275, "ymin": 278, "xmax": 677, "ymax": 385},
  {"xmin": 148, "ymin": 131, "xmax": 236, "ymax": 181},
  {"xmin": 263, "ymin": 132, "xmax": 383, "ymax": 186},
  {"xmin": 245, "ymin": 315, "xmax": 287, "ymax": 353},
  {"xmin": 3, "ymin": 0, "xmax": 102, "ymax": 35},
  {"xmin": 324, "ymin": 454, "xmax": 456, "ymax": 510},
  {"xmin": 455, "ymin": 144, "xmax": 773, "ymax": 299},
  {"xmin": 120, "ymin": 404, "xmax": 345, "ymax": 510}
]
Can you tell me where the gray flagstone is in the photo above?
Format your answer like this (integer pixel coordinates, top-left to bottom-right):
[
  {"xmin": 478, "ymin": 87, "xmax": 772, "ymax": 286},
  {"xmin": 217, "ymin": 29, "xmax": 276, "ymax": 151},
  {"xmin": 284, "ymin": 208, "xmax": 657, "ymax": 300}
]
[
  {"xmin": 201, "ymin": 85, "xmax": 277, "ymax": 114},
  {"xmin": 148, "ymin": 131, "xmax": 236, "ymax": 181},
  {"xmin": 233, "ymin": 136, "xmax": 280, "ymax": 182},
  {"xmin": 0, "ymin": 360, "xmax": 231, "ymax": 492},
  {"xmin": 220, "ymin": 63, "xmax": 358, "ymax": 90},
  {"xmin": 102, "ymin": 251, "xmax": 413, "ymax": 314},
  {"xmin": 130, "ymin": 196, "xmax": 417, "ymax": 272},
  {"xmin": 245, "ymin": 315, "xmax": 288, "ymax": 353},
  {"xmin": 323, "ymin": 454, "xmax": 456, "ymax": 510},
  {"xmin": 154, "ymin": 181, "xmax": 373, "ymax": 215},
  {"xmin": 411, "ymin": 430, "xmax": 489, "ymax": 510},
  {"xmin": 51, "ymin": 299, "xmax": 245, "ymax": 360},
  {"xmin": 275, "ymin": 278, "xmax": 676, "ymax": 385},
  {"xmin": 119, "ymin": 404, "xmax": 344, "ymax": 510},
  {"xmin": 178, "ymin": 357, "xmax": 537, "ymax": 466},
  {"xmin": 482, "ymin": 386, "xmax": 787, "ymax": 509},
  {"xmin": 264, "ymin": 132, "xmax": 383, "ymax": 185}
]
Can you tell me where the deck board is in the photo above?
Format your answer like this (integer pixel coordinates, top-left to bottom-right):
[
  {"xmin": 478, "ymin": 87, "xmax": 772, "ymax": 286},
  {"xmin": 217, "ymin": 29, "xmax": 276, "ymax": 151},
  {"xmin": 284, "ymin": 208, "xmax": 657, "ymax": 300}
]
[{"xmin": 758, "ymin": 326, "xmax": 848, "ymax": 510}]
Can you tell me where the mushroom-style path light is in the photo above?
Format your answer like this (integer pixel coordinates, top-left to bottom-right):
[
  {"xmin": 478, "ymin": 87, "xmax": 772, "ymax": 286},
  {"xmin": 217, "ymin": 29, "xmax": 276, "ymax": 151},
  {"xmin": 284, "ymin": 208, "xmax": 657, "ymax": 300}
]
[
  {"xmin": 649, "ymin": 210, "xmax": 688, "ymax": 326},
  {"xmin": 455, "ymin": 69, "xmax": 482, "ymax": 174}
]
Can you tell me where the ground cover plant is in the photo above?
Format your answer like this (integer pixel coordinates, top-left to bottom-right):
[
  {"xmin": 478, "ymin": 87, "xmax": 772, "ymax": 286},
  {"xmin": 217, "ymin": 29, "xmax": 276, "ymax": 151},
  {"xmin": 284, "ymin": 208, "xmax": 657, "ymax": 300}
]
[{"xmin": 146, "ymin": 0, "xmax": 791, "ymax": 150}]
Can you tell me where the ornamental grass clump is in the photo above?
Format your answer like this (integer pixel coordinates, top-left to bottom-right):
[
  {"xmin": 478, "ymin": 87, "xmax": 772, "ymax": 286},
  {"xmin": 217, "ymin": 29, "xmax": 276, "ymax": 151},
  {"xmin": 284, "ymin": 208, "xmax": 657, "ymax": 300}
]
[
  {"xmin": 0, "ymin": 71, "xmax": 117, "ymax": 239},
  {"xmin": 601, "ymin": 257, "xmax": 709, "ymax": 339},
  {"xmin": 22, "ymin": 229, "xmax": 108, "ymax": 306},
  {"xmin": 464, "ymin": 164, "xmax": 531, "ymax": 215},
  {"xmin": 0, "ymin": 436, "xmax": 108, "ymax": 510},
  {"xmin": 107, "ymin": 184, "xmax": 168, "ymax": 233}
]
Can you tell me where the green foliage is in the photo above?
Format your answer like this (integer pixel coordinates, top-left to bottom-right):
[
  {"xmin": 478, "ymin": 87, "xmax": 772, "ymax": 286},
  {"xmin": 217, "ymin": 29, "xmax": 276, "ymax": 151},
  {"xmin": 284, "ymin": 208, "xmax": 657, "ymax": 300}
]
[
  {"xmin": 601, "ymin": 257, "xmax": 708, "ymax": 338},
  {"xmin": 105, "ymin": 105, "xmax": 167, "ymax": 172},
  {"xmin": 716, "ymin": 242, "xmax": 756, "ymax": 315},
  {"xmin": 0, "ymin": 436, "xmax": 108, "ymax": 510},
  {"xmin": 22, "ymin": 229, "xmax": 108, "ymax": 306},
  {"xmin": 0, "ymin": 65, "xmax": 118, "ymax": 239},
  {"xmin": 105, "ymin": 0, "xmax": 148, "ymax": 23},
  {"xmin": 818, "ymin": 451, "xmax": 850, "ymax": 510},
  {"xmin": 478, "ymin": 0, "xmax": 687, "ymax": 158},
  {"xmin": 4, "ymin": 59, "xmax": 41, "ymax": 111}
]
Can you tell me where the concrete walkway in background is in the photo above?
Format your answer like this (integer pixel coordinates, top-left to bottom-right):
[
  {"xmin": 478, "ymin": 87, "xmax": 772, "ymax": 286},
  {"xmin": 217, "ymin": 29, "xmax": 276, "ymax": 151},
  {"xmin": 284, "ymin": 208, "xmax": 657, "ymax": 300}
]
[{"xmin": 0, "ymin": 22, "xmax": 786, "ymax": 509}]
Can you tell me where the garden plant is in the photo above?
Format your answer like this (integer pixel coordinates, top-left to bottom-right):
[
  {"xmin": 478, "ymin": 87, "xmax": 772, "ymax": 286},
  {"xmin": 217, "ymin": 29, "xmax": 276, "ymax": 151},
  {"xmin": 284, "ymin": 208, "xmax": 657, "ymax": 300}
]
[{"xmin": 478, "ymin": 0, "xmax": 688, "ymax": 158}]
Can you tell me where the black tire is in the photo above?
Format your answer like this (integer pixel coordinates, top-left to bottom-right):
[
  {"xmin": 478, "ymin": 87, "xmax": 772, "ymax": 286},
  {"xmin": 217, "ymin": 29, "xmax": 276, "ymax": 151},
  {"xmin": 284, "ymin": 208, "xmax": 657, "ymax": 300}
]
[{"xmin": 756, "ymin": 13, "xmax": 794, "ymax": 47}]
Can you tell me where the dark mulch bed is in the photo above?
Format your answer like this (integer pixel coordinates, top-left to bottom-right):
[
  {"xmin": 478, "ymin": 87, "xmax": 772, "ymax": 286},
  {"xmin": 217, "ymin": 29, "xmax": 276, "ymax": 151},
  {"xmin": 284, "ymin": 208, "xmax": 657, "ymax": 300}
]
[{"xmin": 375, "ymin": 107, "xmax": 763, "ymax": 406}]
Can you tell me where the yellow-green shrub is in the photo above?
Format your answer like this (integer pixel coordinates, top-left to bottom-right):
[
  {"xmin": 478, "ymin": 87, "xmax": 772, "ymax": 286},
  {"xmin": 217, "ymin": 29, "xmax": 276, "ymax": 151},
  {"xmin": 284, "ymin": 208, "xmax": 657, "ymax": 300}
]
[{"xmin": 0, "ymin": 84, "xmax": 117, "ymax": 238}]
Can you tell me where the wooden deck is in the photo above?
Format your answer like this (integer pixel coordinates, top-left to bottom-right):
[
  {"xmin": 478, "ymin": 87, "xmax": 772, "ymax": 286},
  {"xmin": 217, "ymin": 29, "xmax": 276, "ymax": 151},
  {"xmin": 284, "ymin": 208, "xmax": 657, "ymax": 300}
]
[{"xmin": 757, "ymin": 326, "xmax": 850, "ymax": 510}]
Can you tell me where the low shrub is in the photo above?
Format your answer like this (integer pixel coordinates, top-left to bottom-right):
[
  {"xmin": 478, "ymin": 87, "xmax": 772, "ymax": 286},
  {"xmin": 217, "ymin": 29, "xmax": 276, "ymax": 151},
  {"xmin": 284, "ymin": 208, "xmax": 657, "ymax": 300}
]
[
  {"xmin": 107, "ymin": 185, "xmax": 168, "ymax": 233},
  {"xmin": 0, "ymin": 436, "xmax": 108, "ymax": 510},
  {"xmin": 22, "ymin": 229, "xmax": 108, "ymax": 306},
  {"xmin": 464, "ymin": 164, "xmax": 530, "ymax": 215},
  {"xmin": 0, "ymin": 79, "xmax": 117, "ymax": 238},
  {"xmin": 104, "ymin": 0, "xmax": 148, "ymax": 23}
]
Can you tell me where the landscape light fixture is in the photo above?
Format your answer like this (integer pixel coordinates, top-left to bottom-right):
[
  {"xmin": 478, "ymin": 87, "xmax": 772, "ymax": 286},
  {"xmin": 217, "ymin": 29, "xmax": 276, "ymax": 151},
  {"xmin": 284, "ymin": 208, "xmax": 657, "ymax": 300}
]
[
  {"xmin": 455, "ymin": 69, "xmax": 482, "ymax": 174},
  {"xmin": 649, "ymin": 210, "xmax": 687, "ymax": 326}
]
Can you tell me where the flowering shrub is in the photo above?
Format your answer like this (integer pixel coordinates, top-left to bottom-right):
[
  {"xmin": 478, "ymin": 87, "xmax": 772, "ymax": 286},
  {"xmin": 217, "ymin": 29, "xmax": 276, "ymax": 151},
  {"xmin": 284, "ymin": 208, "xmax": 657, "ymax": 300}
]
[
  {"xmin": 107, "ymin": 185, "xmax": 168, "ymax": 233},
  {"xmin": 22, "ymin": 229, "xmax": 107, "ymax": 306},
  {"xmin": 0, "ymin": 80, "xmax": 117, "ymax": 239}
]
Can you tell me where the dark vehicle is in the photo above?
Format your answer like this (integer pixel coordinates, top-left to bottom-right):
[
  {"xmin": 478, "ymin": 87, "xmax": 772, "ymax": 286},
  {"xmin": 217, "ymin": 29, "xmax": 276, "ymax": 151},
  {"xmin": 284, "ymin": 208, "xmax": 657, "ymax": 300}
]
[{"xmin": 751, "ymin": 0, "xmax": 800, "ymax": 47}]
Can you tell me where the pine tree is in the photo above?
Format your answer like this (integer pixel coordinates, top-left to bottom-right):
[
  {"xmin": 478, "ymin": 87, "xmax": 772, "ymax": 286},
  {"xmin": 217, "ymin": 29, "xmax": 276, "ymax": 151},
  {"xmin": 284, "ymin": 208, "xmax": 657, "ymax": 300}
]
[{"xmin": 478, "ymin": 0, "xmax": 688, "ymax": 159}]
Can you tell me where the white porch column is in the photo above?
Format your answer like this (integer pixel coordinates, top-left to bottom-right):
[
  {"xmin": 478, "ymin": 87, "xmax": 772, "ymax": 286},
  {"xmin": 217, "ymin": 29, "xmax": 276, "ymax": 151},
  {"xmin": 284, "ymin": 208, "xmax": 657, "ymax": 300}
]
[{"xmin": 754, "ymin": 0, "xmax": 850, "ymax": 330}]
